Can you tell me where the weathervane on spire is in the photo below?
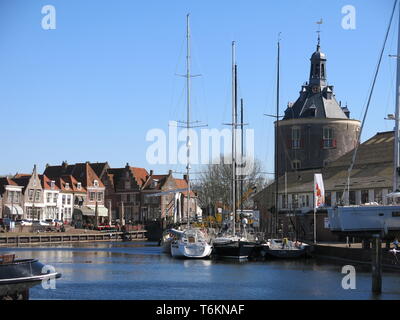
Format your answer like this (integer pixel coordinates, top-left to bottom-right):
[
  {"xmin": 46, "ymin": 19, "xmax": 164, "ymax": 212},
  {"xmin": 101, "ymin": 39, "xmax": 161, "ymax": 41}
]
[{"xmin": 316, "ymin": 18, "xmax": 323, "ymax": 50}]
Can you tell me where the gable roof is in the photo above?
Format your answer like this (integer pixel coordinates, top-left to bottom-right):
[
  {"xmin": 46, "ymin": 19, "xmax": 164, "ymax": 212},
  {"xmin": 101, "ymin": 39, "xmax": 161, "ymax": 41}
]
[
  {"xmin": 90, "ymin": 162, "xmax": 109, "ymax": 179},
  {"xmin": 175, "ymin": 178, "xmax": 195, "ymax": 197},
  {"xmin": 0, "ymin": 177, "xmax": 17, "ymax": 194},
  {"xmin": 39, "ymin": 175, "xmax": 60, "ymax": 191},
  {"xmin": 57, "ymin": 175, "xmax": 87, "ymax": 193},
  {"xmin": 128, "ymin": 167, "xmax": 149, "ymax": 187},
  {"xmin": 12, "ymin": 175, "xmax": 32, "ymax": 192},
  {"xmin": 142, "ymin": 174, "xmax": 169, "ymax": 190},
  {"xmin": 44, "ymin": 162, "xmax": 104, "ymax": 188}
]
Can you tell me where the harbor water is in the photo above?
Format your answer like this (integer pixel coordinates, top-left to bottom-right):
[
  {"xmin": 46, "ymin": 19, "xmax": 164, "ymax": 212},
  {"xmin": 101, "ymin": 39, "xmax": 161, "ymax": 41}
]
[{"xmin": 2, "ymin": 241, "xmax": 400, "ymax": 300}]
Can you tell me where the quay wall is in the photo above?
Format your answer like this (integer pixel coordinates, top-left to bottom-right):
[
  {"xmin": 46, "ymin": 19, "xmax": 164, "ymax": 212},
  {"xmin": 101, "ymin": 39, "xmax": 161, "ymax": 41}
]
[
  {"xmin": 0, "ymin": 230, "xmax": 147, "ymax": 247},
  {"xmin": 312, "ymin": 244, "xmax": 400, "ymax": 270}
]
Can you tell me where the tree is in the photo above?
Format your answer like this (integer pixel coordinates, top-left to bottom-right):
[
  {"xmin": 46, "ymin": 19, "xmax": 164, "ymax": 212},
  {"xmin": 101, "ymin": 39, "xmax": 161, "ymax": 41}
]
[{"xmin": 193, "ymin": 156, "xmax": 268, "ymax": 214}]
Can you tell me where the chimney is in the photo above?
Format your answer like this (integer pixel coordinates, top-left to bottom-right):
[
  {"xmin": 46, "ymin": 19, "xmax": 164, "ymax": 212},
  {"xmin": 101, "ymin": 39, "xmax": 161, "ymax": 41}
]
[
  {"xmin": 150, "ymin": 170, "xmax": 153, "ymax": 176},
  {"xmin": 168, "ymin": 170, "xmax": 173, "ymax": 176},
  {"xmin": 183, "ymin": 174, "xmax": 188, "ymax": 182},
  {"xmin": 126, "ymin": 162, "xmax": 130, "ymax": 168}
]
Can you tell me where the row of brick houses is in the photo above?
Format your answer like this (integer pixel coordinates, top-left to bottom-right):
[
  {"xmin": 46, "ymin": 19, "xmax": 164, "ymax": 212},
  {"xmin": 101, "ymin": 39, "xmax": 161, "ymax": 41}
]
[{"xmin": 0, "ymin": 161, "xmax": 199, "ymax": 227}]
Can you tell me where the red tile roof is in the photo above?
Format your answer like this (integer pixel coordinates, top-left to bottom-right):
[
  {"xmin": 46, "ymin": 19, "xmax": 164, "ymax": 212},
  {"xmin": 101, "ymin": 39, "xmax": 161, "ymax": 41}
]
[
  {"xmin": 39, "ymin": 175, "xmax": 59, "ymax": 190},
  {"xmin": 44, "ymin": 162, "xmax": 104, "ymax": 189},
  {"xmin": 175, "ymin": 178, "xmax": 195, "ymax": 197},
  {"xmin": 58, "ymin": 175, "xmax": 87, "ymax": 193},
  {"xmin": 129, "ymin": 167, "xmax": 149, "ymax": 187}
]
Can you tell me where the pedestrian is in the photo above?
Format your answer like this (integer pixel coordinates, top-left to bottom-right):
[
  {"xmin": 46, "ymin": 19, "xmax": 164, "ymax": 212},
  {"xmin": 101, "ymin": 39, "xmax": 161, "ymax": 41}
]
[{"xmin": 393, "ymin": 238, "xmax": 399, "ymax": 250}]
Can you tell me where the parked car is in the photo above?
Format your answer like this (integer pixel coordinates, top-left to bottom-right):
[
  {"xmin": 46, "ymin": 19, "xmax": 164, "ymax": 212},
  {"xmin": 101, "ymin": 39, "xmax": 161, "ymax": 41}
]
[
  {"xmin": 45, "ymin": 219, "xmax": 63, "ymax": 226},
  {"xmin": 16, "ymin": 219, "xmax": 33, "ymax": 226},
  {"xmin": 32, "ymin": 220, "xmax": 50, "ymax": 226}
]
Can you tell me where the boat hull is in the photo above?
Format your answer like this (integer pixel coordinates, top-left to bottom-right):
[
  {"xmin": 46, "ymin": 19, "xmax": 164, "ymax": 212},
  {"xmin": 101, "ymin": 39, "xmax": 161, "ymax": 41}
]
[
  {"xmin": 264, "ymin": 248, "xmax": 306, "ymax": 259},
  {"xmin": 161, "ymin": 239, "xmax": 172, "ymax": 254},
  {"xmin": 171, "ymin": 242, "xmax": 212, "ymax": 259},
  {"xmin": 213, "ymin": 240, "xmax": 256, "ymax": 259},
  {"xmin": 0, "ymin": 259, "xmax": 61, "ymax": 298}
]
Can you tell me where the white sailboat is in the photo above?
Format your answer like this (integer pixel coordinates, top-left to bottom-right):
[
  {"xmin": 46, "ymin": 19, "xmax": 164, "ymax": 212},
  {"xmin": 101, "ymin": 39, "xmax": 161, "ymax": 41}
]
[
  {"xmin": 328, "ymin": 2, "xmax": 400, "ymax": 234},
  {"xmin": 170, "ymin": 14, "xmax": 212, "ymax": 259}
]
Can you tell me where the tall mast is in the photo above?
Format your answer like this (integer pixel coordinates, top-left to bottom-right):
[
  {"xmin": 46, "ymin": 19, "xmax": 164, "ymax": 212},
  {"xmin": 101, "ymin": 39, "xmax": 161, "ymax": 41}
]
[
  {"xmin": 274, "ymin": 38, "xmax": 280, "ymax": 237},
  {"xmin": 394, "ymin": 3, "xmax": 400, "ymax": 192},
  {"xmin": 240, "ymin": 98, "xmax": 244, "ymax": 224},
  {"xmin": 186, "ymin": 14, "xmax": 191, "ymax": 227},
  {"xmin": 232, "ymin": 41, "xmax": 237, "ymax": 236}
]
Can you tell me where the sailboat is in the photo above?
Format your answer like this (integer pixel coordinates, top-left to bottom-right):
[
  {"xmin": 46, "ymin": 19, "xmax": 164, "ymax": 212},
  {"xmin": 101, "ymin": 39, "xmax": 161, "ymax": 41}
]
[
  {"xmin": 212, "ymin": 41, "xmax": 257, "ymax": 260},
  {"xmin": 328, "ymin": 1, "xmax": 400, "ymax": 234},
  {"xmin": 170, "ymin": 14, "xmax": 213, "ymax": 259}
]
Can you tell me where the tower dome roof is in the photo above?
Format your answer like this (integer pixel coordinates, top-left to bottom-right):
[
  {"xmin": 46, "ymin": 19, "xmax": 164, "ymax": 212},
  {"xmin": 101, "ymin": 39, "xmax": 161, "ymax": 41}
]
[{"xmin": 311, "ymin": 49, "xmax": 326, "ymax": 60}]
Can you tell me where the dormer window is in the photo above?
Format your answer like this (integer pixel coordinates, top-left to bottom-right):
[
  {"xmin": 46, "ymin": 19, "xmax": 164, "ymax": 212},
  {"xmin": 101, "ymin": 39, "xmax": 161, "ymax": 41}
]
[
  {"xmin": 65, "ymin": 183, "xmax": 70, "ymax": 190},
  {"xmin": 50, "ymin": 180, "xmax": 55, "ymax": 190},
  {"xmin": 94, "ymin": 180, "xmax": 99, "ymax": 187},
  {"xmin": 77, "ymin": 182, "xmax": 82, "ymax": 190}
]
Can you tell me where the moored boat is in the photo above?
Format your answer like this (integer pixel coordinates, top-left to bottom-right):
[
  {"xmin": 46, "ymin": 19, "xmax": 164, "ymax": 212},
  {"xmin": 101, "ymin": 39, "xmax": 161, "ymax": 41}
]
[
  {"xmin": 212, "ymin": 236, "xmax": 256, "ymax": 260},
  {"xmin": 262, "ymin": 239, "xmax": 309, "ymax": 259},
  {"xmin": 0, "ymin": 254, "xmax": 61, "ymax": 299},
  {"xmin": 160, "ymin": 228, "xmax": 184, "ymax": 254},
  {"xmin": 171, "ymin": 228, "xmax": 212, "ymax": 259}
]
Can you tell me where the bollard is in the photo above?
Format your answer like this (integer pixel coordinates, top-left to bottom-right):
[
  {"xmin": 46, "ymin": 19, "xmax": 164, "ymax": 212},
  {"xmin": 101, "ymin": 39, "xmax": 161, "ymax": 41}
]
[{"xmin": 371, "ymin": 234, "xmax": 382, "ymax": 294}]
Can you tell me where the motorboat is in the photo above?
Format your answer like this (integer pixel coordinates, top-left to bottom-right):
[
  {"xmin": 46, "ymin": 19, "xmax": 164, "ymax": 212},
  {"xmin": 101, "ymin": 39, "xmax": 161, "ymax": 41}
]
[
  {"xmin": 262, "ymin": 239, "xmax": 309, "ymax": 259},
  {"xmin": 170, "ymin": 228, "xmax": 212, "ymax": 259},
  {"xmin": 0, "ymin": 253, "xmax": 61, "ymax": 299}
]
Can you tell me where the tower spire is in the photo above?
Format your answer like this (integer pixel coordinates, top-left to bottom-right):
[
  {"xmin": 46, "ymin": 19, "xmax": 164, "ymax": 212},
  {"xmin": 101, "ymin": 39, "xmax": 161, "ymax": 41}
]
[{"xmin": 316, "ymin": 18, "xmax": 323, "ymax": 51}]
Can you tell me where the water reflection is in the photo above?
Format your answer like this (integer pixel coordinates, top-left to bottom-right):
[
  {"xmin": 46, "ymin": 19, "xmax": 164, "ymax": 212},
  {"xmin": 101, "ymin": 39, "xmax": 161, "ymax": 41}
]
[
  {"xmin": 2, "ymin": 241, "xmax": 399, "ymax": 300},
  {"xmin": 183, "ymin": 259, "xmax": 212, "ymax": 268}
]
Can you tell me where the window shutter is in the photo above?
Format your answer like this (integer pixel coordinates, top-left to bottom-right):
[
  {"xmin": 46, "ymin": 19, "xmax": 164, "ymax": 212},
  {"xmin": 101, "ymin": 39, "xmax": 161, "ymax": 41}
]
[
  {"xmin": 300, "ymin": 138, "xmax": 304, "ymax": 149},
  {"xmin": 320, "ymin": 139, "xmax": 324, "ymax": 149},
  {"xmin": 333, "ymin": 139, "xmax": 337, "ymax": 148}
]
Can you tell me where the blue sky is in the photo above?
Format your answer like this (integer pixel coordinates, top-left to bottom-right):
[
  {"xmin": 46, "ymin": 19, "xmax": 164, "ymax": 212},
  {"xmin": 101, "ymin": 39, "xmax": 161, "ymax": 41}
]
[{"xmin": 0, "ymin": 0, "xmax": 397, "ymax": 179}]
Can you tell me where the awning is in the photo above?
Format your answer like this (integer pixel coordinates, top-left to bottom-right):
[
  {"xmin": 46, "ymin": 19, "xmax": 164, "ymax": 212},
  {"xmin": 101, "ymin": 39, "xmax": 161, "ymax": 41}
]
[
  {"xmin": 94, "ymin": 206, "xmax": 108, "ymax": 217},
  {"xmin": 74, "ymin": 207, "xmax": 96, "ymax": 217},
  {"xmin": 4, "ymin": 205, "xmax": 23, "ymax": 216},
  {"xmin": 73, "ymin": 206, "xmax": 108, "ymax": 217}
]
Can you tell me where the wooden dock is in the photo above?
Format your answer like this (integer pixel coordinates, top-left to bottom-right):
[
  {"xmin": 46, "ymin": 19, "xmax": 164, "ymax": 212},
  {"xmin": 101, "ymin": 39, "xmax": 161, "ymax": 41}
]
[{"xmin": 0, "ymin": 230, "xmax": 147, "ymax": 246}]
